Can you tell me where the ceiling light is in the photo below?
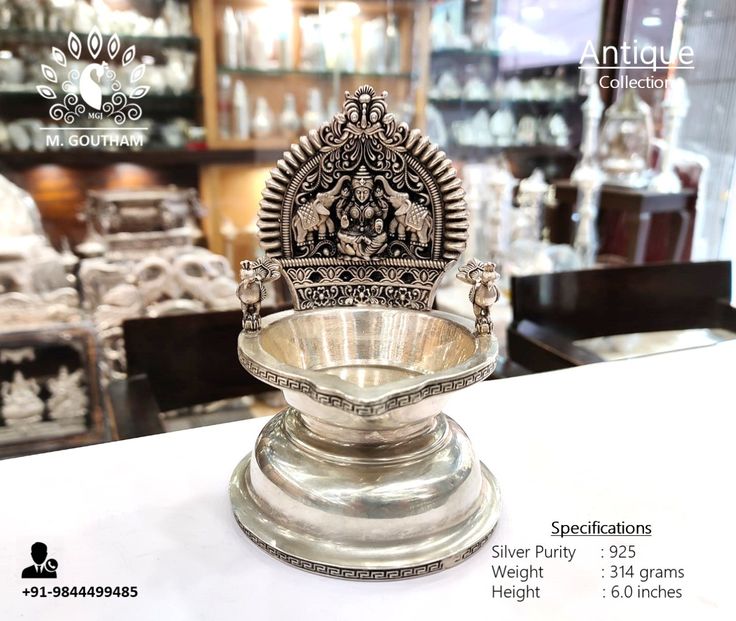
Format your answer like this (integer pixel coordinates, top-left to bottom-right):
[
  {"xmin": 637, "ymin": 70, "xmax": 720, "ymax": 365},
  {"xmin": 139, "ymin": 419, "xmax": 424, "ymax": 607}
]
[{"xmin": 642, "ymin": 16, "xmax": 662, "ymax": 27}]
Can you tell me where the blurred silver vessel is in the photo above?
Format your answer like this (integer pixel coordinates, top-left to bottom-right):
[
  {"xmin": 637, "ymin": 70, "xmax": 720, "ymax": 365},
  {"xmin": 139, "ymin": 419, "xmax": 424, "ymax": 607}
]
[{"xmin": 230, "ymin": 86, "xmax": 501, "ymax": 580}]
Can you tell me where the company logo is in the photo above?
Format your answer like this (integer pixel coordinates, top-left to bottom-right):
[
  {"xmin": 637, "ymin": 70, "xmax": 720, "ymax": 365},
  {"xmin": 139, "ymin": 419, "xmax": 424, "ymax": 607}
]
[
  {"xmin": 35, "ymin": 28, "xmax": 149, "ymax": 148},
  {"xmin": 21, "ymin": 542, "xmax": 58, "ymax": 579}
]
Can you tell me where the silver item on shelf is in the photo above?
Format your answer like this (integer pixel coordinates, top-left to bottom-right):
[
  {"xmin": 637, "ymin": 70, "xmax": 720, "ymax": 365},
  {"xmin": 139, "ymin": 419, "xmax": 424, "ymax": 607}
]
[
  {"xmin": 574, "ymin": 83, "xmax": 604, "ymax": 176},
  {"xmin": 516, "ymin": 115, "xmax": 538, "ymax": 146},
  {"xmin": 236, "ymin": 11, "xmax": 249, "ymax": 69},
  {"xmin": 425, "ymin": 103, "xmax": 448, "ymax": 147},
  {"xmin": 571, "ymin": 85, "xmax": 605, "ymax": 267},
  {"xmin": 230, "ymin": 86, "xmax": 501, "ymax": 580},
  {"xmin": 302, "ymin": 88, "xmax": 325, "ymax": 132},
  {"xmin": 79, "ymin": 186, "xmax": 202, "ymax": 257},
  {"xmin": 221, "ymin": 7, "xmax": 239, "ymax": 68},
  {"xmin": 80, "ymin": 247, "xmax": 238, "ymax": 380},
  {"xmin": 252, "ymin": 96, "xmax": 274, "ymax": 139},
  {"xmin": 218, "ymin": 74, "xmax": 232, "ymax": 139},
  {"xmin": 485, "ymin": 157, "xmax": 516, "ymax": 266},
  {"xmin": 1, "ymin": 371, "xmax": 44, "ymax": 425},
  {"xmin": 599, "ymin": 88, "xmax": 653, "ymax": 188},
  {"xmin": 0, "ymin": 173, "xmax": 81, "ymax": 328},
  {"xmin": 299, "ymin": 14, "xmax": 326, "ymax": 70},
  {"xmin": 0, "ymin": 324, "xmax": 105, "ymax": 452},
  {"xmin": 233, "ymin": 80, "xmax": 250, "ymax": 140},
  {"xmin": 360, "ymin": 17, "xmax": 387, "ymax": 74},
  {"xmin": 650, "ymin": 77, "xmax": 690, "ymax": 193},
  {"xmin": 430, "ymin": 71, "xmax": 462, "ymax": 100},
  {"xmin": 546, "ymin": 113, "xmax": 570, "ymax": 147},
  {"xmin": 47, "ymin": 366, "xmax": 88, "ymax": 425},
  {"xmin": 514, "ymin": 168, "xmax": 549, "ymax": 241},
  {"xmin": 77, "ymin": 186, "xmax": 234, "ymax": 380},
  {"xmin": 279, "ymin": 93, "xmax": 301, "ymax": 136},
  {"xmin": 489, "ymin": 108, "xmax": 515, "ymax": 147},
  {"xmin": 571, "ymin": 165, "xmax": 603, "ymax": 268},
  {"xmin": 384, "ymin": 8, "xmax": 401, "ymax": 74},
  {"xmin": 463, "ymin": 76, "xmax": 491, "ymax": 101},
  {"xmin": 0, "ymin": 347, "xmax": 35, "ymax": 364}
]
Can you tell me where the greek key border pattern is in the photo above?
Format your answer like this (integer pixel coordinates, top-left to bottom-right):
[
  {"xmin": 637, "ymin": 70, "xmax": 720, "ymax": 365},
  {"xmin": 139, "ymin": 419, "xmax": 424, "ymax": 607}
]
[
  {"xmin": 238, "ymin": 350, "xmax": 494, "ymax": 417},
  {"xmin": 234, "ymin": 517, "xmax": 491, "ymax": 580}
]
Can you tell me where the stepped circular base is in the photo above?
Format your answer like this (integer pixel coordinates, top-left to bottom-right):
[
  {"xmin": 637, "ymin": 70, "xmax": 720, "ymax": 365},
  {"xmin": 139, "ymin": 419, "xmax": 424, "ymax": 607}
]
[{"xmin": 229, "ymin": 449, "xmax": 501, "ymax": 581}]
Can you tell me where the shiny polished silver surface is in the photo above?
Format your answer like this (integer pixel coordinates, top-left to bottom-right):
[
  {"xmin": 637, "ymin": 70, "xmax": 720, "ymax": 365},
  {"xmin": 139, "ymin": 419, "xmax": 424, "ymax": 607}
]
[
  {"xmin": 239, "ymin": 307, "xmax": 497, "ymax": 420},
  {"xmin": 230, "ymin": 414, "xmax": 500, "ymax": 580},
  {"xmin": 232, "ymin": 306, "xmax": 500, "ymax": 579},
  {"xmin": 230, "ymin": 86, "xmax": 501, "ymax": 580}
]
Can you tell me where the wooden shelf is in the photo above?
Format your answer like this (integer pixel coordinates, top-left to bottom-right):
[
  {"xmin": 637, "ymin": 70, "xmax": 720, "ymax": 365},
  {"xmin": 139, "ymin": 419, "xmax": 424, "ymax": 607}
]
[
  {"xmin": 214, "ymin": 137, "xmax": 291, "ymax": 150},
  {"xmin": 218, "ymin": 66, "xmax": 413, "ymax": 79},
  {"xmin": 0, "ymin": 91, "xmax": 199, "ymax": 103},
  {"xmin": 431, "ymin": 48, "xmax": 500, "ymax": 58},
  {"xmin": 447, "ymin": 144, "xmax": 579, "ymax": 159},
  {"xmin": 0, "ymin": 28, "xmax": 199, "ymax": 49},
  {"xmin": 0, "ymin": 147, "xmax": 286, "ymax": 168},
  {"xmin": 428, "ymin": 97, "xmax": 584, "ymax": 107},
  {"xmin": 0, "ymin": 91, "xmax": 200, "ymax": 121}
]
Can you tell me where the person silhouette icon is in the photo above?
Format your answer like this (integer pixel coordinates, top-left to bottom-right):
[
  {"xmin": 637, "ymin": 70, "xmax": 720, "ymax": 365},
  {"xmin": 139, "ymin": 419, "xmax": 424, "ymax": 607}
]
[{"xmin": 21, "ymin": 542, "xmax": 58, "ymax": 578}]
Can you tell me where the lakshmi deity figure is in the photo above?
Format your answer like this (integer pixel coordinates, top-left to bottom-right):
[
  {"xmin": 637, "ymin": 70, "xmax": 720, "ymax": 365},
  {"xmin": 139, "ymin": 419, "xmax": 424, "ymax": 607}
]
[
  {"xmin": 47, "ymin": 366, "xmax": 88, "ymax": 422},
  {"xmin": 336, "ymin": 166, "xmax": 389, "ymax": 259},
  {"xmin": 1, "ymin": 371, "xmax": 44, "ymax": 425}
]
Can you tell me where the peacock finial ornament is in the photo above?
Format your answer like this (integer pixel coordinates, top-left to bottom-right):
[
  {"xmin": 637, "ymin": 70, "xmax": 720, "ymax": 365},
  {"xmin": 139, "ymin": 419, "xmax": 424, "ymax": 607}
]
[
  {"xmin": 456, "ymin": 259, "xmax": 500, "ymax": 335},
  {"xmin": 236, "ymin": 257, "xmax": 281, "ymax": 334}
]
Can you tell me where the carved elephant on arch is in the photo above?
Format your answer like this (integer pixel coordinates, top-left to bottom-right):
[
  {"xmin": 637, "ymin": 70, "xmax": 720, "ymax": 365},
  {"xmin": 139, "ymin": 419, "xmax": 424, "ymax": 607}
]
[
  {"xmin": 292, "ymin": 190, "xmax": 340, "ymax": 245},
  {"xmin": 386, "ymin": 192, "xmax": 432, "ymax": 246}
]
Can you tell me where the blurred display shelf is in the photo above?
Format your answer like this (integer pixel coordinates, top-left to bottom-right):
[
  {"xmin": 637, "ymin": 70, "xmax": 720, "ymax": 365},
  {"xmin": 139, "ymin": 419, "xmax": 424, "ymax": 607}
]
[
  {"xmin": 428, "ymin": 96, "xmax": 584, "ymax": 107},
  {"xmin": 0, "ymin": 147, "xmax": 285, "ymax": 168},
  {"xmin": 444, "ymin": 144, "xmax": 579, "ymax": 158},
  {"xmin": 214, "ymin": 137, "xmax": 291, "ymax": 150},
  {"xmin": 218, "ymin": 66, "xmax": 413, "ymax": 79},
  {"xmin": 0, "ymin": 28, "xmax": 199, "ymax": 49},
  {"xmin": 499, "ymin": 61, "xmax": 580, "ymax": 76},
  {"xmin": 0, "ymin": 90, "xmax": 199, "ymax": 102},
  {"xmin": 430, "ymin": 48, "xmax": 499, "ymax": 58},
  {"xmin": 0, "ymin": 91, "xmax": 200, "ymax": 120}
]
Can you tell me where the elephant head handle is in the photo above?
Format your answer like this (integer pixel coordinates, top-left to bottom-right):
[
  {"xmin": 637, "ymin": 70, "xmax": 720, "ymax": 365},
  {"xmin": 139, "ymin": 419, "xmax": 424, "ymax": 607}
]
[
  {"xmin": 236, "ymin": 257, "xmax": 282, "ymax": 335},
  {"xmin": 456, "ymin": 259, "xmax": 500, "ymax": 336}
]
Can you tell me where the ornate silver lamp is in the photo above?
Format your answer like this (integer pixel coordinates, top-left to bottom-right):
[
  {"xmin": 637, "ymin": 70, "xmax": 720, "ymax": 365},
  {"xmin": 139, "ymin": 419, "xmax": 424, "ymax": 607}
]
[
  {"xmin": 598, "ymin": 88, "xmax": 653, "ymax": 188},
  {"xmin": 230, "ymin": 86, "xmax": 501, "ymax": 580}
]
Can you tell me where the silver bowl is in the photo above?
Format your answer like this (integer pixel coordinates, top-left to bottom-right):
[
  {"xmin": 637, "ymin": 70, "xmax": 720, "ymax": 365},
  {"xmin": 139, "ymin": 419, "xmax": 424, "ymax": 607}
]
[{"xmin": 230, "ymin": 307, "xmax": 501, "ymax": 580}]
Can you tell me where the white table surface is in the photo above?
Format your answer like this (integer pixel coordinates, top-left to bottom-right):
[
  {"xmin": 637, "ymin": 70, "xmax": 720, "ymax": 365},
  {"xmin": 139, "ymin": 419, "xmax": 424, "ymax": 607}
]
[{"xmin": 1, "ymin": 341, "xmax": 734, "ymax": 621}]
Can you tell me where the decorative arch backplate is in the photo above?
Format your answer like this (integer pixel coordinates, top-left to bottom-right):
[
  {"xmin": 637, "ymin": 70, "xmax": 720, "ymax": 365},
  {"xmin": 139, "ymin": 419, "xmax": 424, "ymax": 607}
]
[{"xmin": 258, "ymin": 85, "xmax": 468, "ymax": 311}]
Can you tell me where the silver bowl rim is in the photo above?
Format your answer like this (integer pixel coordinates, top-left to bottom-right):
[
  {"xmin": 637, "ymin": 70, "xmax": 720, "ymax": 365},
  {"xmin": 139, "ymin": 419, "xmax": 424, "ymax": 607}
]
[{"xmin": 238, "ymin": 307, "xmax": 498, "ymax": 415}]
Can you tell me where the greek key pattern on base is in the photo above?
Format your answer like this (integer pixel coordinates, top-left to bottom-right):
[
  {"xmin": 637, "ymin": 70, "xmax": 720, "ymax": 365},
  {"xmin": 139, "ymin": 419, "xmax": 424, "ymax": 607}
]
[
  {"xmin": 234, "ymin": 516, "xmax": 491, "ymax": 580},
  {"xmin": 460, "ymin": 534, "xmax": 490, "ymax": 560},
  {"xmin": 238, "ymin": 350, "xmax": 494, "ymax": 417}
]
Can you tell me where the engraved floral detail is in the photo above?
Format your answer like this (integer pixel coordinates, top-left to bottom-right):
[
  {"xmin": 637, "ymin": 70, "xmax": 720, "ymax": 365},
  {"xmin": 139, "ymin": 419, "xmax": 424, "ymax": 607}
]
[
  {"xmin": 298, "ymin": 284, "xmax": 427, "ymax": 310},
  {"xmin": 257, "ymin": 85, "xmax": 468, "ymax": 310}
]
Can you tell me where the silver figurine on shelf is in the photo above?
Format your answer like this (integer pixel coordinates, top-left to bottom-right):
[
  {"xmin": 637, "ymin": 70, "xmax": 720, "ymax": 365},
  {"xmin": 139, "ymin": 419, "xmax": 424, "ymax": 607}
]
[
  {"xmin": 230, "ymin": 86, "xmax": 501, "ymax": 580},
  {"xmin": 598, "ymin": 88, "xmax": 653, "ymax": 188},
  {"xmin": 572, "ymin": 83, "xmax": 605, "ymax": 267},
  {"xmin": 650, "ymin": 77, "xmax": 690, "ymax": 193}
]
